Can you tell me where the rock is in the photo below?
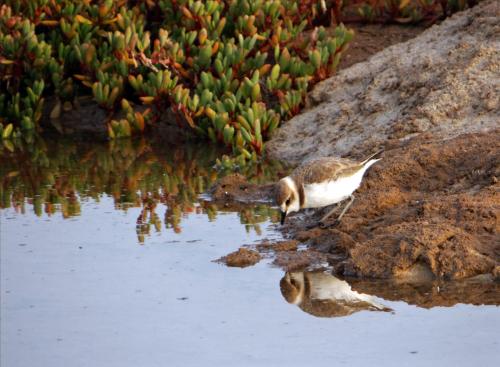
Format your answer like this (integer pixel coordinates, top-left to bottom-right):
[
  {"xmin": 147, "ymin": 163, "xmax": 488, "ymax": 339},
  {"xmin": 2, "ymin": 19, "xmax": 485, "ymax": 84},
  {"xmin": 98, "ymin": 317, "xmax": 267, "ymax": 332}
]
[
  {"xmin": 257, "ymin": 239, "xmax": 299, "ymax": 252},
  {"xmin": 216, "ymin": 248, "xmax": 261, "ymax": 268},
  {"xmin": 267, "ymin": 0, "xmax": 500, "ymax": 164}
]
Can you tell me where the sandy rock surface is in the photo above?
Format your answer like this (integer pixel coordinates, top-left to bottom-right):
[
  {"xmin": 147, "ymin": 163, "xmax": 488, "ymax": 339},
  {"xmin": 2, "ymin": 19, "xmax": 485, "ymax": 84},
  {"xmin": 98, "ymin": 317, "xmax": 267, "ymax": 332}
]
[
  {"xmin": 267, "ymin": 0, "xmax": 499, "ymax": 163},
  {"xmin": 265, "ymin": 1, "xmax": 500, "ymax": 279}
]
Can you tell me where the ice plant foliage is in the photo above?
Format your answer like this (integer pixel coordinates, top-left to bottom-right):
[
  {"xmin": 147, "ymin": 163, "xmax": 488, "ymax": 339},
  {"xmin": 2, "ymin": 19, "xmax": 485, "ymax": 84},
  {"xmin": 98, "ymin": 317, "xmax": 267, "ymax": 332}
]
[
  {"xmin": 0, "ymin": 1, "xmax": 472, "ymax": 163},
  {"xmin": 0, "ymin": 0, "xmax": 355, "ymax": 164}
]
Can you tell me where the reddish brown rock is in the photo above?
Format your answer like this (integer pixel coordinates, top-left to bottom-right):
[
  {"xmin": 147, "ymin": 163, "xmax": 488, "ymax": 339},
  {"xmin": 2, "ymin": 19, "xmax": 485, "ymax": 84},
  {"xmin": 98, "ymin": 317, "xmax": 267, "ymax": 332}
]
[
  {"xmin": 282, "ymin": 131, "xmax": 499, "ymax": 280},
  {"xmin": 217, "ymin": 248, "xmax": 261, "ymax": 268}
]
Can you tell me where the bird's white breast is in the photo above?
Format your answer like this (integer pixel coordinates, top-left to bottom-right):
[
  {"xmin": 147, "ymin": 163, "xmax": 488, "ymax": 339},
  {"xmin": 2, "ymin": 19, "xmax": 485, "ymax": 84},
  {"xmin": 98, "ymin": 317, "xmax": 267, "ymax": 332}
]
[{"xmin": 302, "ymin": 168, "xmax": 366, "ymax": 209}]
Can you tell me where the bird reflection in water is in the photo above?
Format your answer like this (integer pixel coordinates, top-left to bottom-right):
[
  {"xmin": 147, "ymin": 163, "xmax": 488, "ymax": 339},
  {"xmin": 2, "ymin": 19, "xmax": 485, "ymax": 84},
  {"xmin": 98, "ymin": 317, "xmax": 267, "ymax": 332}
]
[{"xmin": 280, "ymin": 272, "xmax": 392, "ymax": 317}]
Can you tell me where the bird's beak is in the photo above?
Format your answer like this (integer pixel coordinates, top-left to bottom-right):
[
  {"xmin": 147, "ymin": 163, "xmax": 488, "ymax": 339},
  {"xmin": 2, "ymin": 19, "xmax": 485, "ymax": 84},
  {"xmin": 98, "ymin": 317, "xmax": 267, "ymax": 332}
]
[{"xmin": 280, "ymin": 211, "xmax": 287, "ymax": 225}]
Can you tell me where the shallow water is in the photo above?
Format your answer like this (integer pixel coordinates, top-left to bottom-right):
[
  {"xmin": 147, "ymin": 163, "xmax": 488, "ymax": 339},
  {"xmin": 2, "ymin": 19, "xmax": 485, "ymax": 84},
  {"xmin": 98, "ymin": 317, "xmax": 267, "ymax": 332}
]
[{"xmin": 1, "ymin": 139, "xmax": 499, "ymax": 367}]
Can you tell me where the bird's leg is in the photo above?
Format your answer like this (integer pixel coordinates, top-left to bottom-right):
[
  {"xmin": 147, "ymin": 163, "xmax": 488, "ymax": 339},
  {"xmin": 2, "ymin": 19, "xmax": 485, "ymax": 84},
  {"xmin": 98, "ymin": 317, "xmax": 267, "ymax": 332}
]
[
  {"xmin": 318, "ymin": 203, "xmax": 340, "ymax": 225},
  {"xmin": 304, "ymin": 205, "xmax": 337, "ymax": 229},
  {"xmin": 319, "ymin": 195, "xmax": 355, "ymax": 228},
  {"xmin": 335, "ymin": 195, "xmax": 355, "ymax": 222}
]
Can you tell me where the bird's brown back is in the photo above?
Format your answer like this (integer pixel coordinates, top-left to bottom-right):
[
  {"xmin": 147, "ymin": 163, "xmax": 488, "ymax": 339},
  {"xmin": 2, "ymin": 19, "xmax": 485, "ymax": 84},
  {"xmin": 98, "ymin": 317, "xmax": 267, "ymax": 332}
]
[{"xmin": 290, "ymin": 157, "xmax": 364, "ymax": 186}]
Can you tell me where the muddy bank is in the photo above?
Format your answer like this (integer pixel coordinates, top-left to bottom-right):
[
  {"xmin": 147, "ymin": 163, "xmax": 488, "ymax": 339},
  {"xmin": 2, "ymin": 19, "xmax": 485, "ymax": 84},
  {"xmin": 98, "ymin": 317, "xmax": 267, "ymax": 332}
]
[{"xmin": 262, "ymin": 1, "xmax": 500, "ymax": 280}]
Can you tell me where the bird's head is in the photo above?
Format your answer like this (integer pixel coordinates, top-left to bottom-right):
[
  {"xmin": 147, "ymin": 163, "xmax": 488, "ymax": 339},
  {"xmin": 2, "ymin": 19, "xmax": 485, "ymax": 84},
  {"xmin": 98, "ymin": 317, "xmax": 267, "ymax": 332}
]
[{"xmin": 275, "ymin": 177, "xmax": 300, "ymax": 224}]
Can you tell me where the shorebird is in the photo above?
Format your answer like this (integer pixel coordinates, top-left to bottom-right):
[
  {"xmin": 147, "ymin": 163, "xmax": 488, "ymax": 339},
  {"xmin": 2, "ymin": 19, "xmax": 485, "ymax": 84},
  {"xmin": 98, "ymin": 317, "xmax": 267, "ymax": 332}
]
[{"xmin": 275, "ymin": 150, "xmax": 383, "ymax": 226}]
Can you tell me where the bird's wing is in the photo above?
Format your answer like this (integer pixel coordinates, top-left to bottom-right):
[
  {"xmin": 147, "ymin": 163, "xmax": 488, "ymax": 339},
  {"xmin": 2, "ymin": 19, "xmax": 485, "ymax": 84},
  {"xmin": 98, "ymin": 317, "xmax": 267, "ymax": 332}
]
[{"xmin": 291, "ymin": 157, "xmax": 362, "ymax": 185}]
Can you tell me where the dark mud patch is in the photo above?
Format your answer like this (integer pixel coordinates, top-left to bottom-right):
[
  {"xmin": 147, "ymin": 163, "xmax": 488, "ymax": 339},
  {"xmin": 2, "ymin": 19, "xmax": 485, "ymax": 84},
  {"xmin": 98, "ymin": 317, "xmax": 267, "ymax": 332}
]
[{"xmin": 216, "ymin": 247, "xmax": 261, "ymax": 268}]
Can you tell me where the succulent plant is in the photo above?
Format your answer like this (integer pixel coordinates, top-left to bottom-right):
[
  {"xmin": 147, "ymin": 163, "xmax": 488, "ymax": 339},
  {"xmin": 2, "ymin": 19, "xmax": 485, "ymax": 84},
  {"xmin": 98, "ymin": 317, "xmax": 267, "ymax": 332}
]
[
  {"xmin": 0, "ymin": 4, "xmax": 54, "ymax": 137},
  {"xmin": 1, "ymin": 0, "xmax": 470, "ymax": 162},
  {"xmin": 0, "ymin": 1, "xmax": 354, "ymax": 162}
]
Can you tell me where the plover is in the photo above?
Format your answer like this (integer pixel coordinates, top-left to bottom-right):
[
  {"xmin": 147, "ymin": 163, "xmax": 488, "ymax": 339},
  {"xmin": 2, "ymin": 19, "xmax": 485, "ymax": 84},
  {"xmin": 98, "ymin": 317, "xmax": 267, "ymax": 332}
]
[{"xmin": 275, "ymin": 150, "xmax": 383, "ymax": 226}]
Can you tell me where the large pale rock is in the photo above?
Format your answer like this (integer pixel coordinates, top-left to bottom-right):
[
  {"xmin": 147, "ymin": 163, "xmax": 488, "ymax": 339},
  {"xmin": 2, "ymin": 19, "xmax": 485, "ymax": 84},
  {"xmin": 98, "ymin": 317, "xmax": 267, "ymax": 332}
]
[{"xmin": 267, "ymin": 0, "xmax": 499, "ymax": 163}]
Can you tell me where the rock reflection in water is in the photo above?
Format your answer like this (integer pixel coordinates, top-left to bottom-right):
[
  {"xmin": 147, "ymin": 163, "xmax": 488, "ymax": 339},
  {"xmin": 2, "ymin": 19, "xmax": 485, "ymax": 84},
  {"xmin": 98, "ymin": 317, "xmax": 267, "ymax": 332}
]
[
  {"xmin": 280, "ymin": 271, "xmax": 391, "ymax": 317},
  {"xmin": 0, "ymin": 138, "xmax": 285, "ymax": 242},
  {"xmin": 348, "ymin": 275, "xmax": 500, "ymax": 308}
]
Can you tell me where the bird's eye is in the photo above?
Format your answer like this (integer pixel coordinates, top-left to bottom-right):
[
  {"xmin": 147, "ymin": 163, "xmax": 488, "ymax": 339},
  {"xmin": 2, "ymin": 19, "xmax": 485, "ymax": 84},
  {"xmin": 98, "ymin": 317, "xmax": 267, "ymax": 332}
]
[{"xmin": 285, "ymin": 199, "xmax": 291, "ymax": 206}]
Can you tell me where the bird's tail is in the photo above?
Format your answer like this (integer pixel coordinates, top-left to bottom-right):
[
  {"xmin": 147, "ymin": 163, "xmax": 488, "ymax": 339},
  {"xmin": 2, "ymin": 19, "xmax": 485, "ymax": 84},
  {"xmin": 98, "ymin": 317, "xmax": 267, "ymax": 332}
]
[{"xmin": 360, "ymin": 149, "xmax": 384, "ymax": 166}]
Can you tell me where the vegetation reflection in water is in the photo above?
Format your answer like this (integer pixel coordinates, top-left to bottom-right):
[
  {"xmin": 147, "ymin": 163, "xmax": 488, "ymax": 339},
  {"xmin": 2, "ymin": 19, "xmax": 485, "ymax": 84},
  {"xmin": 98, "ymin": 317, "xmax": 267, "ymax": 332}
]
[{"xmin": 0, "ymin": 138, "xmax": 286, "ymax": 242}]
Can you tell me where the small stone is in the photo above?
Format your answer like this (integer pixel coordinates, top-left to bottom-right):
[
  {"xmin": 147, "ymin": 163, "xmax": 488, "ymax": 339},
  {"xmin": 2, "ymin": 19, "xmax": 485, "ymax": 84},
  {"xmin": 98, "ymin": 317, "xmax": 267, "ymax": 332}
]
[{"xmin": 216, "ymin": 248, "xmax": 261, "ymax": 268}]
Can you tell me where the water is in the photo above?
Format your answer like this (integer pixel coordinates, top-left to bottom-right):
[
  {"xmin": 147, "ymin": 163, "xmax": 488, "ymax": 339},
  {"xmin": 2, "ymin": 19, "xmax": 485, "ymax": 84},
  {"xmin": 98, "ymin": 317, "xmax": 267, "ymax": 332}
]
[{"xmin": 1, "ymin": 138, "xmax": 499, "ymax": 367}]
